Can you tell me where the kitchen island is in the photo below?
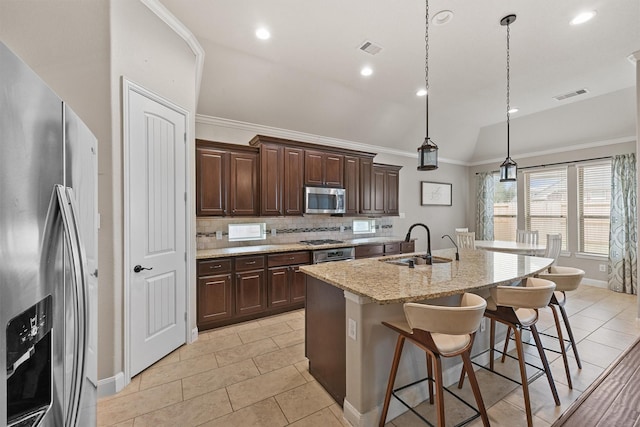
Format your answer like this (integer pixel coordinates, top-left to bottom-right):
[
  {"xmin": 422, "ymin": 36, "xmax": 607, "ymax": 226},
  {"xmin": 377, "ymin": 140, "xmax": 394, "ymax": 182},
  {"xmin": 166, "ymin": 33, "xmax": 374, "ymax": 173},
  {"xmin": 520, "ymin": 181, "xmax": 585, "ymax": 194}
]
[{"xmin": 300, "ymin": 248, "xmax": 554, "ymax": 427}]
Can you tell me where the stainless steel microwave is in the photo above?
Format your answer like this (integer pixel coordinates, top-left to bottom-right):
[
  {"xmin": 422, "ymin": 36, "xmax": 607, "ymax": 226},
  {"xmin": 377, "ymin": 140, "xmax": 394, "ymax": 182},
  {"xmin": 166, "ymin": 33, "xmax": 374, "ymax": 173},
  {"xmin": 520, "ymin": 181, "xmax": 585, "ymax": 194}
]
[{"xmin": 304, "ymin": 187, "xmax": 346, "ymax": 214}]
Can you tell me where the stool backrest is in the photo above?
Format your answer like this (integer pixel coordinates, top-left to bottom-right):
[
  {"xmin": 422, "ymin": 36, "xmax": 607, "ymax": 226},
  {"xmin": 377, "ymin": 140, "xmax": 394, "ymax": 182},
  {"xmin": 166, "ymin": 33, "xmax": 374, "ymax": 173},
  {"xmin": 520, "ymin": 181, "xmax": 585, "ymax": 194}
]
[
  {"xmin": 404, "ymin": 293, "xmax": 486, "ymax": 336},
  {"xmin": 455, "ymin": 227, "xmax": 469, "ymax": 233},
  {"xmin": 517, "ymin": 230, "xmax": 539, "ymax": 245},
  {"xmin": 490, "ymin": 277, "xmax": 555, "ymax": 309},
  {"xmin": 541, "ymin": 266, "xmax": 585, "ymax": 292},
  {"xmin": 544, "ymin": 233, "xmax": 562, "ymax": 263},
  {"xmin": 456, "ymin": 232, "xmax": 476, "ymax": 249}
]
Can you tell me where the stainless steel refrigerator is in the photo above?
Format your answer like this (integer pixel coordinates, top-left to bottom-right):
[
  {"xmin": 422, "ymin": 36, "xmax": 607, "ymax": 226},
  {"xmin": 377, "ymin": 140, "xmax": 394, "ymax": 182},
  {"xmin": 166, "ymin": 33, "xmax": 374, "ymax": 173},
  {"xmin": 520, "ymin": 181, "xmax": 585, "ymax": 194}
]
[{"xmin": 0, "ymin": 42, "xmax": 98, "ymax": 426}]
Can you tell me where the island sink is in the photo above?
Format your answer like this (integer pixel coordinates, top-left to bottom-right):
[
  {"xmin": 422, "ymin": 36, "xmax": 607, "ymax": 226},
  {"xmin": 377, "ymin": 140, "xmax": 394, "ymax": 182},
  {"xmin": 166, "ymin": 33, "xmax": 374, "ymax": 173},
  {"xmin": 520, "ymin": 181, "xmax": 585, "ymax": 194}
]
[{"xmin": 384, "ymin": 255, "xmax": 452, "ymax": 266}]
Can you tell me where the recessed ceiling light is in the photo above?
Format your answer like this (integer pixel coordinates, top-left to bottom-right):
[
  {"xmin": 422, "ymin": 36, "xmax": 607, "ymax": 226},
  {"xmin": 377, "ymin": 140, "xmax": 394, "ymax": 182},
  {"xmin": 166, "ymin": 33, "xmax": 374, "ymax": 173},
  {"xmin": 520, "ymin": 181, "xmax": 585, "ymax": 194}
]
[
  {"xmin": 360, "ymin": 66, "xmax": 373, "ymax": 77},
  {"xmin": 416, "ymin": 89, "xmax": 427, "ymax": 97},
  {"xmin": 432, "ymin": 10, "xmax": 454, "ymax": 26},
  {"xmin": 508, "ymin": 107, "xmax": 519, "ymax": 114},
  {"xmin": 255, "ymin": 27, "xmax": 271, "ymax": 40},
  {"xmin": 570, "ymin": 11, "xmax": 596, "ymax": 25}
]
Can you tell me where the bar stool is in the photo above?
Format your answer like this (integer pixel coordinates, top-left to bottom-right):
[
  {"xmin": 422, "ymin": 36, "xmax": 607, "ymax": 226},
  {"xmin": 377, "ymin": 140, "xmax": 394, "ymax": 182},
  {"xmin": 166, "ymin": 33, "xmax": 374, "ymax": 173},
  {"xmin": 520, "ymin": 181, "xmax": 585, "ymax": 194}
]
[
  {"xmin": 459, "ymin": 278, "xmax": 560, "ymax": 427},
  {"xmin": 501, "ymin": 266, "xmax": 585, "ymax": 389},
  {"xmin": 538, "ymin": 266, "xmax": 585, "ymax": 386},
  {"xmin": 379, "ymin": 293, "xmax": 489, "ymax": 427}
]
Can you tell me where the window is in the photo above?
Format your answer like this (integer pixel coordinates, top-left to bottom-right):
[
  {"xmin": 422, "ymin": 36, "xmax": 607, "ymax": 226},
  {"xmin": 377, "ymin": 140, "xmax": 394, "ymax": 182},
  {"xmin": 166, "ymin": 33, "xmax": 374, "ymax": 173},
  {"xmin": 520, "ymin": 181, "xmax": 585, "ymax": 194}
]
[
  {"xmin": 228, "ymin": 223, "xmax": 266, "ymax": 242},
  {"xmin": 578, "ymin": 162, "xmax": 611, "ymax": 255},
  {"xmin": 493, "ymin": 173, "xmax": 517, "ymax": 241},
  {"xmin": 524, "ymin": 168, "xmax": 567, "ymax": 249}
]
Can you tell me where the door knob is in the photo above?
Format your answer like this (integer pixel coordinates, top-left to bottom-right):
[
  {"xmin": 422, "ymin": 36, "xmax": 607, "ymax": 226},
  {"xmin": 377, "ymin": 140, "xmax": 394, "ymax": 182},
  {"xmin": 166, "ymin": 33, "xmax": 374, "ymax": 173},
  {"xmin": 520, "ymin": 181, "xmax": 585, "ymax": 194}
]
[{"xmin": 133, "ymin": 265, "xmax": 153, "ymax": 273}]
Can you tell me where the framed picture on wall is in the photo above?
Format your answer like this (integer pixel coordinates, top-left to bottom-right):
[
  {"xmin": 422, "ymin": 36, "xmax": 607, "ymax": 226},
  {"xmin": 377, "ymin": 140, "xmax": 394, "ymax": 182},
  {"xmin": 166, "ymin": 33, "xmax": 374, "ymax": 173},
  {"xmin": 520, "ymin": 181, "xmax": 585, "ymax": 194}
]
[{"xmin": 421, "ymin": 181, "xmax": 452, "ymax": 206}]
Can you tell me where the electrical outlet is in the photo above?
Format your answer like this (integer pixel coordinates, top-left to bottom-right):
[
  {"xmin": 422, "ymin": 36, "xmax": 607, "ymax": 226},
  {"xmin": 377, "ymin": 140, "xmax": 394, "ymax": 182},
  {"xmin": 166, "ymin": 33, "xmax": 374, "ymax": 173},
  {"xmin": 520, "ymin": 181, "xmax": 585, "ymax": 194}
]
[
  {"xmin": 216, "ymin": 230, "xmax": 222, "ymax": 240},
  {"xmin": 340, "ymin": 225, "xmax": 345, "ymax": 232},
  {"xmin": 480, "ymin": 318, "xmax": 486, "ymax": 332},
  {"xmin": 599, "ymin": 264, "xmax": 607, "ymax": 272},
  {"xmin": 348, "ymin": 318, "xmax": 357, "ymax": 340},
  {"xmin": 271, "ymin": 228, "xmax": 277, "ymax": 236}
]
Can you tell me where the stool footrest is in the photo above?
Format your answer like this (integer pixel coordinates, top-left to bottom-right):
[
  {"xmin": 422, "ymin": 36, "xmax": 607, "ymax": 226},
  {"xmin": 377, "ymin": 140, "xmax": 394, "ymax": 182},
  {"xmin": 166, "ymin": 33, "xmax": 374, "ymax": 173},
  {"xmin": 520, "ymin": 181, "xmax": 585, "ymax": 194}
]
[
  {"xmin": 470, "ymin": 348, "xmax": 545, "ymax": 386},
  {"xmin": 391, "ymin": 376, "xmax": 481, "ymax": 427},
  {"xmin": 515, "ymin": 328, "xmax": 577, "ymax": 357}
]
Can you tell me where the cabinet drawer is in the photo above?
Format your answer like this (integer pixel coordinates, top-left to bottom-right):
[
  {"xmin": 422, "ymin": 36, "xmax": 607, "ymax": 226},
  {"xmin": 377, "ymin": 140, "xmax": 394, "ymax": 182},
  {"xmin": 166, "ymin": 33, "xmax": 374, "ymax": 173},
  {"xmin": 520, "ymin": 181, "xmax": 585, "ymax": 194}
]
[
  {"xmin": 355, "ymin": 244, "xmax": 384, "ymax": 259},
  {"xmin": 235, "ymin": 255, "xmax": 265, "ymax": 271},
  {"xmin": 384, "ymin": 243, "xmax": 401, "ymax": 254},
  {"xmin": 268, "ymin": 251, "xmax": 311, "ymax": 268},
  {"xmin": 197, "ymin": 258, "xmax": 232, "ymax": 276}
]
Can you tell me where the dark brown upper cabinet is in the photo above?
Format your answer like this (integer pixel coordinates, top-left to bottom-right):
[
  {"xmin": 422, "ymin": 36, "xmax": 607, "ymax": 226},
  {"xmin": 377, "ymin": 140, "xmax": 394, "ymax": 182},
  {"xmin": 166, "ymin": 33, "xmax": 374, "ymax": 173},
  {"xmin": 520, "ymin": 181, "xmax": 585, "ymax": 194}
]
[
  {"xmin": 196, "ymin": 140, "xmax": 259, "ymax": 216},
  {"xmin": 304, "ymin": 150, "xmax": 344, "ymax": 188},
  {"xmin": 196, "ymin": 145, "xmax": 227, "ymax": 216},
  {"xmin": 344, "ymin": 155, "xmax": 360, "ymax": 215},
  {"xmin": 360, "ymin": 161, "xmax": 401, "ymax": 216},
  {"xmin": 258, "ymin": 143, "xmax": 305, "ymax": 216}
]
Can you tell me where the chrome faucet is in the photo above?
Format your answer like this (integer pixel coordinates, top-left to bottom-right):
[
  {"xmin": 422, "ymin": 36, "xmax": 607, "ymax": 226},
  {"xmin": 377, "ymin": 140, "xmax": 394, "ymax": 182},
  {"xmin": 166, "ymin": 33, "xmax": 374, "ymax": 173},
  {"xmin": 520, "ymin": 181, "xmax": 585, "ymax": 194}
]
[
  {"xmin": 441, "ymin": 234, "xmax": 460, "ymax": 260},
  {"xmin": 405, "ymin": 223, "xmax": 432, "ymax": 265}
]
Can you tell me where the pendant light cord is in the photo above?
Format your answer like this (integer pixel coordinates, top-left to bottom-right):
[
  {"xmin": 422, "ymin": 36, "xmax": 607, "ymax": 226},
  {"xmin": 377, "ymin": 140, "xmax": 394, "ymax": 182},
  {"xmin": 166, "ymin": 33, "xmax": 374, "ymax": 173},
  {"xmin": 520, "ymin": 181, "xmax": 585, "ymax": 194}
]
[
  {"xmin": 425, "ymin": 0, "xmax": 430, "ymax": 138},
  {"xmin": 506, "ymin": 21, "xmax": 511, "ymax": 158}
]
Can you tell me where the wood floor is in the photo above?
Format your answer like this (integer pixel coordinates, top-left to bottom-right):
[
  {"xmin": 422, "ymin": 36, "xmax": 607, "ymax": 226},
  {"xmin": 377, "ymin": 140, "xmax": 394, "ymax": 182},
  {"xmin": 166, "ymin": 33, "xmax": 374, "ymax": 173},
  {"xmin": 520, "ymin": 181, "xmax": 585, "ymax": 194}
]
[{"xmin": 551, "ymin": 335, "xmax": 640, "ymax": 427}]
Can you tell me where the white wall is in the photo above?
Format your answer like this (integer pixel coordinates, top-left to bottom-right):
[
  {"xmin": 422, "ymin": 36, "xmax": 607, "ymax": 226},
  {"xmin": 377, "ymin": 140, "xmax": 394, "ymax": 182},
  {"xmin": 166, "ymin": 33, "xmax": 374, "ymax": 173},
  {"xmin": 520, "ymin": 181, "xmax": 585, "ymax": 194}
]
[{"xmin": 196, "ymin": 117, "xmax": 469, "ymax": 253}]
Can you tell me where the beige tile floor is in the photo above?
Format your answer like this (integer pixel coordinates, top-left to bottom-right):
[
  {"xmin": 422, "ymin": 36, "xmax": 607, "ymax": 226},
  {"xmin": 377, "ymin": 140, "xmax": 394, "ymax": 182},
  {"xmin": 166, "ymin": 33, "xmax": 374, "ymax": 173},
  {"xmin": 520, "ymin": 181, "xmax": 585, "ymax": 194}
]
[{"xmin": 98, "ymin": 285, "xmax": 640, "ymax": 426}]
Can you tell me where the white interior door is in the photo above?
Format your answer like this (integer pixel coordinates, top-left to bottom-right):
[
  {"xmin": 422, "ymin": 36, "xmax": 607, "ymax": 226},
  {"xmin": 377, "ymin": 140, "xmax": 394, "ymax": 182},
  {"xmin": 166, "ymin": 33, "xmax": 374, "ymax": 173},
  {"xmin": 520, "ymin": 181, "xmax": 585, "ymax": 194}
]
[{"xmin": 126, "ymin": 84, "xmax": 187, "ymax": 376}]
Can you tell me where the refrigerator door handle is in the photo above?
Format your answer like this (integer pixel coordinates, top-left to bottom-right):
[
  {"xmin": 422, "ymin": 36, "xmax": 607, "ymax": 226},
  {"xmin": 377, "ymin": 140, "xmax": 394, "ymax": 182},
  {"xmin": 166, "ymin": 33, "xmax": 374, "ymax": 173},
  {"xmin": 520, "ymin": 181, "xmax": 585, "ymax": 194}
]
[{"xmin": 54, "ymin": 185, "xmax": 88, "ymax": 427}]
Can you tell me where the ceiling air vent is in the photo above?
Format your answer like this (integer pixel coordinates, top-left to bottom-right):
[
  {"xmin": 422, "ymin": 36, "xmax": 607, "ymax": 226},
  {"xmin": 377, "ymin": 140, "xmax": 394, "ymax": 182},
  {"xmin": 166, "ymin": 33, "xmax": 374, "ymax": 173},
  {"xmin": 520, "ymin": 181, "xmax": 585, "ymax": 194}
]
[
  {"xmin": 553, "ymin": 88, "xmax": 589, "ymax": 101},
  {"xmin": 358, "ymin": 40, "xmax": 383, "ymax": 55}
]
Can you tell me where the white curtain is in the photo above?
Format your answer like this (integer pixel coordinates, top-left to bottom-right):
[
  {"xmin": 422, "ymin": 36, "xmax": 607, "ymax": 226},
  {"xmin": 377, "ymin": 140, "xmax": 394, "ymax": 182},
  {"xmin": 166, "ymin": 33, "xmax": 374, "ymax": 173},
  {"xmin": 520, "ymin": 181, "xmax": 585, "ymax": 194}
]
[
  {"xmin": 608, "ymin": 154, "xmax": 637, "ymax": 294},
  {"xmin": 475, "ymin": 172, "xmax": 494, "ymax": 241}
]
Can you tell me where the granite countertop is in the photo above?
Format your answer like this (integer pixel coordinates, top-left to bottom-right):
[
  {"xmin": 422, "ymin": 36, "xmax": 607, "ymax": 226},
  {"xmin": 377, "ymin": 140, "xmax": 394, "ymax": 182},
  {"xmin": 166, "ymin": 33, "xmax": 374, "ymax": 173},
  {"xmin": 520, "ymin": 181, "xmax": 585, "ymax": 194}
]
[
  {"xmin": 196, "ymin": 236, "xmax": 410, "ymax": 259},
  {"xmin": 299, "ymin": 248, "xmax": 554, "ymax": 304}
]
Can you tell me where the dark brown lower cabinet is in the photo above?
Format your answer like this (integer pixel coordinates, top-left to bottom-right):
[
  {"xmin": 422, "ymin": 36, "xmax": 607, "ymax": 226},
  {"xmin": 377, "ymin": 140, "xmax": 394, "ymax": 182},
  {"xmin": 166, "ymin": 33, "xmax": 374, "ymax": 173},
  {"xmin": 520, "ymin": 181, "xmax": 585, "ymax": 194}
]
[
  {"xmin": 267, "ymin": 266, "xmax": 290, "ymax": 308},
  {"xmin": 197, "ymin": 274, "xmax": 233, "ymax": 325},
  {"xmin": 290, "ymin": 266, "xmax": 307, "ymax": 304},
  {"xmin": 197, "ymin": 251, "xmax": 310, "ymax": 331},
  {"xmin": 267, "ymin": 251, "xmax": 311, "ymax": 308},
  {"xmin": 235, "ymin": 269, "xmax": 266, "ymax": 316}
]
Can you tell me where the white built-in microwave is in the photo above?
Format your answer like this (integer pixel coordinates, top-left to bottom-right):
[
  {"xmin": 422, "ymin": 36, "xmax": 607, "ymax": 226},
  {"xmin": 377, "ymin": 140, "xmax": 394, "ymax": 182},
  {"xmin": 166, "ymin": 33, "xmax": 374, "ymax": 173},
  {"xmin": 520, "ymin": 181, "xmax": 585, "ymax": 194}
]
[{"xmin": 304, "ymin": 187, "xmax": 346, "ymax": 214}]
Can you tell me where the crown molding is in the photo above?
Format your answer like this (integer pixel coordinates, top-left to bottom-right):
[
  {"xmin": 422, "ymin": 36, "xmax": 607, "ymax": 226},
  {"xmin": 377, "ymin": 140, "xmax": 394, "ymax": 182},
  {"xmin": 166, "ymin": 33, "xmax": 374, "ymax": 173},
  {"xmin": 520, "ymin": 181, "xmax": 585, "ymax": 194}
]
[
  {"xmin": 468, "ymin": 135, "xmax": 636, "ymax": 167},
  {"xmin": 628, "ymin": 50, "xmax": 640, "ymax": 64},
  {"xmin": 141, "ymin": 0, "xmax": 205, "ymax": 103},
  {"xmin": 195, "ymin": 114, "xmax": 465, "ymax": 165}
]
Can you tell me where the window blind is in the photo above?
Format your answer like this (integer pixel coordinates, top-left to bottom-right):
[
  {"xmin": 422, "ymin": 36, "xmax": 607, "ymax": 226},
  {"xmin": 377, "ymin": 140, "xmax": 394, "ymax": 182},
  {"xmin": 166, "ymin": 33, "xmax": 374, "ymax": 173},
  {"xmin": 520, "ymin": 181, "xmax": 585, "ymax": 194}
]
[
  {"xmin": 577, "ymin": 162, "xmax": 611, "ymax": 255},
  {"xmin": 524, "ymin": 168, "xmax": 567, "ymax": 249}
]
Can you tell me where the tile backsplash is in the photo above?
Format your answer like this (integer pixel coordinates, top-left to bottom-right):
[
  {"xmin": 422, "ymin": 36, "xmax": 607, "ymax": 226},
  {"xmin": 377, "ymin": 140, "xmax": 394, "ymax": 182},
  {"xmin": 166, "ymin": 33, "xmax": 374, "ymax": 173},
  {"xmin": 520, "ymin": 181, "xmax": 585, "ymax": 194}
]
[{"xmin": 197, "ymin": 216, "xmax": 396, "ymax": 250}]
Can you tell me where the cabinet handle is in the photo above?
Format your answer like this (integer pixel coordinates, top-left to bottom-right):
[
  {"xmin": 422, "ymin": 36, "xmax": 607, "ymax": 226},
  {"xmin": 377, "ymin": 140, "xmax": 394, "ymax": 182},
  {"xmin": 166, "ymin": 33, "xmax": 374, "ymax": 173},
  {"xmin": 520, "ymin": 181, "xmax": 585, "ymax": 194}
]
[
  {"xmin": 245, "ymin": 261, "xmax": 256, "ymax": 265},
  {"xmin": 210, "ymin": 265, "xmax": 222, "ymax": 269}
]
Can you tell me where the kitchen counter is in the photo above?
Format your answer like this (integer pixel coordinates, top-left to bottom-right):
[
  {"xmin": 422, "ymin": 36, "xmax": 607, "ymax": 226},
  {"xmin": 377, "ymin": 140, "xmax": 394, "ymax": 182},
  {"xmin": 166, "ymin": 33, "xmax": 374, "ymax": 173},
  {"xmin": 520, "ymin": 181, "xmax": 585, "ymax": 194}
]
[
  {"xmin": 300, "ymin": 248, "xmax": 554, "ymax": 304},
  {"xmin": 196, "ymin": 236, "xmax": 411, "ymax": 259},
  {"xmin": 302, "ymin": 248, "xmax": 554, "ymax": 426}
]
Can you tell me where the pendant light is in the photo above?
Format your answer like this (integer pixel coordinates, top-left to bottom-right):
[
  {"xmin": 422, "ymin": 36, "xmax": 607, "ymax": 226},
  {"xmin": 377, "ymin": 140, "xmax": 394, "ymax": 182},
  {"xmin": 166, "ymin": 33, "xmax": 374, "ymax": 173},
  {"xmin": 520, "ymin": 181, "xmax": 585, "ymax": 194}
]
[
  {"xmin": 499, "ymin": 14, "xmax": 517, "ymax": 182},
  {"xmin": 417, "ymin": 0, "xmax": 438, "ymax": 171}
]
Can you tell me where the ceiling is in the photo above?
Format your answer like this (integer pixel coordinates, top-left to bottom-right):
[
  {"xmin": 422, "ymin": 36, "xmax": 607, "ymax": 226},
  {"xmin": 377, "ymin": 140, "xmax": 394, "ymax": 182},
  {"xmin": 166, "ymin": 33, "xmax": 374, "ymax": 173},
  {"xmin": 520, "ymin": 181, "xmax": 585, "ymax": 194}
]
[{"xmin": 159, "ymin": 0, "xmax": 640, "ymax": 164}]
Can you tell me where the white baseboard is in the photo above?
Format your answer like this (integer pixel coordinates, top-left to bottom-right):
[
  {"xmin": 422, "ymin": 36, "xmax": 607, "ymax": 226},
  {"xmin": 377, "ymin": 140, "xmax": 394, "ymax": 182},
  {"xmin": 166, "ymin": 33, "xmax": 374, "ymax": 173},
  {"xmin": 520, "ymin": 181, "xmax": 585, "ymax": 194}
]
[
  {"xmin": 582, "ymin": 278, "xmax": 608, "ymax": 288},
  {"xmin": 97, "ymin": 371, "xmax": 125, "ymax": 399}
]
